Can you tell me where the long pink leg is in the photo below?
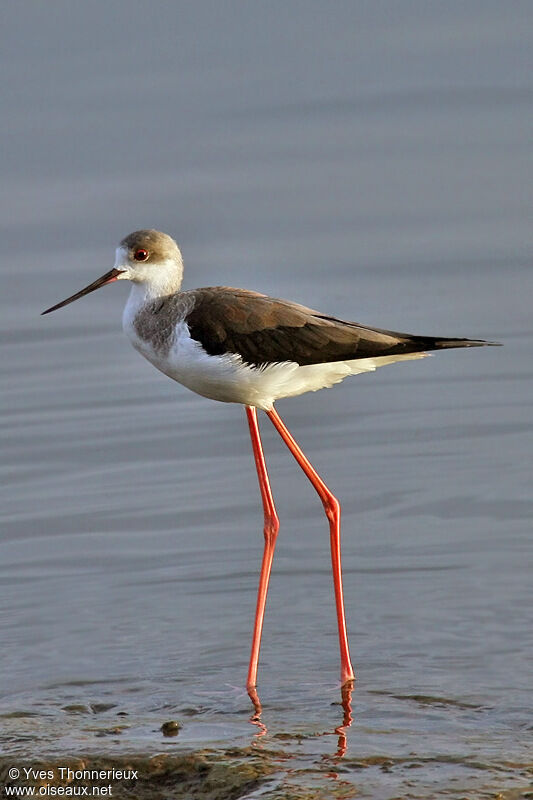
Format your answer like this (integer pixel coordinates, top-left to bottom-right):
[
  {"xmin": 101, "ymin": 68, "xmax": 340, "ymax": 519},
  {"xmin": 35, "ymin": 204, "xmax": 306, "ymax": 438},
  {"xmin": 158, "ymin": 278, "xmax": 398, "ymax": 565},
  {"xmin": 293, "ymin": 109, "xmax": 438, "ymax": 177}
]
[
  {"xmin": 267, "ymin": 407, "xmax": 354, "ymax": 686},
  {"xmin": 245, "ymin": 406, "xmax": 280, "ymax": 690}
]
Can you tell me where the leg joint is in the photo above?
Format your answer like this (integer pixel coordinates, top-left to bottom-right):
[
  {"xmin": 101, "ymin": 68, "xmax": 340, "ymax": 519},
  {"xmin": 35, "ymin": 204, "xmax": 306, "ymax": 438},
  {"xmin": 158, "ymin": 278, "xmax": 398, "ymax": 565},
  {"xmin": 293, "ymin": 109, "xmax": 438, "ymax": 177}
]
[
  {"xmin": 323, "ymin": 494, "xmax": 340, "ymax": 522},
  {"xmin": 263, "ymin": 514, "xmax": 280, "ymax": 542}
]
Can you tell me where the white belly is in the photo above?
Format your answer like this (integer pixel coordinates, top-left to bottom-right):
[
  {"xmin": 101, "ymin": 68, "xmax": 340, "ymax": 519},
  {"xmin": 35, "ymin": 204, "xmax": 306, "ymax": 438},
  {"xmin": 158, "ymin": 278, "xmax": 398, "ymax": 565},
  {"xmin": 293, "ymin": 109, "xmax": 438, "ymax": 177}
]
[{"xmin": 124, "ymin": 318, "xmax": 427, "ymax": 411}]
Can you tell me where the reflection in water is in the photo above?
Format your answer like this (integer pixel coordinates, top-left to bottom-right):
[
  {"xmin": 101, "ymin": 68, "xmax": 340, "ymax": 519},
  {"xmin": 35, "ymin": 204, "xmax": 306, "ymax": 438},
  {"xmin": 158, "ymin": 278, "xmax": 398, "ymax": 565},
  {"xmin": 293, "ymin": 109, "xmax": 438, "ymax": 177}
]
[
  {"xmin": 247, "ymin": 685, "xmax": 268, "ymax": 740},
  {"xmin": 248, "ymin": 681, "xmax": 354, "ymax": 760},
  {"xmin": 333, "ymin": 681, "xmax": 354, "ymax": 759}
]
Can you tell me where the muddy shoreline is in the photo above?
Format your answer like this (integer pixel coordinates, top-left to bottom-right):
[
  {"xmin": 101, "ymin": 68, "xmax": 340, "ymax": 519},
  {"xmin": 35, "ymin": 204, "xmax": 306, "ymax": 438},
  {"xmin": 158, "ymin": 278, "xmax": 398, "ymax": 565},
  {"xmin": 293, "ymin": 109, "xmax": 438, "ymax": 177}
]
[{"xmin": 2, "ymin": 749, "xmax": 532, "ymax": 800}]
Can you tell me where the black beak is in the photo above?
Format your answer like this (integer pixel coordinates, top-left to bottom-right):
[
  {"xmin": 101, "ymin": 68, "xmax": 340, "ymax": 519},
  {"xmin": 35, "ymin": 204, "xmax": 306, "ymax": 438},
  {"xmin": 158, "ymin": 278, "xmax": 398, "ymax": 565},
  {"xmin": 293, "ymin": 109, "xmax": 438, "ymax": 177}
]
[{"xmin": 41, "ymin": 268, "xmax": 124, "ymax": 315}]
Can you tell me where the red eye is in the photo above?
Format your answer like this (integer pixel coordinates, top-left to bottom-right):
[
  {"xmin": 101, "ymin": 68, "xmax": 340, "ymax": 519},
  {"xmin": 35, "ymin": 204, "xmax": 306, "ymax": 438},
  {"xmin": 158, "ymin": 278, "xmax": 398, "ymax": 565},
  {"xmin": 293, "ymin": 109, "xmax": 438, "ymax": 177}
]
[{"xmin": 134, "ymin": 248, "xmax": 149, "ymax": 261}]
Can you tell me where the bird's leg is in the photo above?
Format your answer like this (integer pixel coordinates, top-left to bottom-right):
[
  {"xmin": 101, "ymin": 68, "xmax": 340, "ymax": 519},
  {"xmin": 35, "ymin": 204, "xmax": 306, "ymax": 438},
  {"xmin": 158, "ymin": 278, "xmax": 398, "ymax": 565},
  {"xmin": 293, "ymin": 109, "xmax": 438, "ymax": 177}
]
[
  {"xmin": 245, "ymin": 406, "xmax": 280, "ymax": 691},
  {"xmin": 266, "ymin": 407, "xmax": 355, "ymax": 686}
]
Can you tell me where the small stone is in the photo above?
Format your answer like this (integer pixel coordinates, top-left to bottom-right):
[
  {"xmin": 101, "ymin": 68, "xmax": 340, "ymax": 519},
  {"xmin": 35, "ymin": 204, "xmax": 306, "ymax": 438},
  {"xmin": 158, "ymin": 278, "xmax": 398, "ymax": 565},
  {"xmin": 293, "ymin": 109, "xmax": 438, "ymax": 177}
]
[
  {"xmin": 62, "ymin": 705, "xmax": 90, "ymax": 714},
  {"xmin": 161, "ymin": 720, "xmax": 181, "ymax": 736}
]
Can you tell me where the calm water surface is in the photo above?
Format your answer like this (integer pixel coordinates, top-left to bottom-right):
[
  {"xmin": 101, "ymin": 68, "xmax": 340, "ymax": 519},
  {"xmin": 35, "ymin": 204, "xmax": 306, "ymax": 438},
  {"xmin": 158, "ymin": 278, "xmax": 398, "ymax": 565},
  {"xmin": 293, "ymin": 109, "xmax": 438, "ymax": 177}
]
[{"xmin": 1, "ymin": 3, "xmax": 532, "ymax": 797}]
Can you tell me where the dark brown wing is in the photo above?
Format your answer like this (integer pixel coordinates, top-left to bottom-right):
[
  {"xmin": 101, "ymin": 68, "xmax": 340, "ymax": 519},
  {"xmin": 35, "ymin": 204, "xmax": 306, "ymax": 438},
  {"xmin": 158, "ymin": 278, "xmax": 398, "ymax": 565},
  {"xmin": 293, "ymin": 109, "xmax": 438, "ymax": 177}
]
[{"xmin": 184, "ymin": 288, "xmax": 496, "ymax": 367}]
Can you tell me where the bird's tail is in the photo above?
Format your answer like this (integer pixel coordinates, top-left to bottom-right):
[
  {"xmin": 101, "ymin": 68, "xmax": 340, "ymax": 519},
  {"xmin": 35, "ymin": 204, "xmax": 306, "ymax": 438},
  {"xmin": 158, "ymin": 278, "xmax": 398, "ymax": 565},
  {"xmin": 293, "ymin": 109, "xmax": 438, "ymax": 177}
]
[{"xmin": 423, "ymin": 336, "xmax": 501, "ymax": 350}]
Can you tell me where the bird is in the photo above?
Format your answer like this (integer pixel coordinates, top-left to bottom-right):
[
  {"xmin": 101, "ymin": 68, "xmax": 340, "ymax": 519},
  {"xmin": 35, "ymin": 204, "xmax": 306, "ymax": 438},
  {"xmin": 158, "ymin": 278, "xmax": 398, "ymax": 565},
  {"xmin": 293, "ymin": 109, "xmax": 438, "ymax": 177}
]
[{"xmin": 42, "ymin": 229, "xmax": 499, "ymax": 692}]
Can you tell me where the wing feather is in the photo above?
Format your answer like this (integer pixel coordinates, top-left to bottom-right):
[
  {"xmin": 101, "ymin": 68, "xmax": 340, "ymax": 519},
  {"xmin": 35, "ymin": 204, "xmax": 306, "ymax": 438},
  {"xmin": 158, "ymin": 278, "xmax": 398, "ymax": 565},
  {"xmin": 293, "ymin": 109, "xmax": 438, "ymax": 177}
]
[{"xmin": 183, "ymin": 287, "xmax": 494, "ymax": 367}]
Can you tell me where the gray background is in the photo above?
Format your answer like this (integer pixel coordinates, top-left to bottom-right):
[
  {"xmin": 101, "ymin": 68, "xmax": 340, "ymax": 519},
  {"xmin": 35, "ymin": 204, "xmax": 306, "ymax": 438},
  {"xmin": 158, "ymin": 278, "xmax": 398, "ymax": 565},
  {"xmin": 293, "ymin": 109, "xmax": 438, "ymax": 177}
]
[{"xmin": 1, "ymin": 2, "xmax": 532, "ymax": 796}]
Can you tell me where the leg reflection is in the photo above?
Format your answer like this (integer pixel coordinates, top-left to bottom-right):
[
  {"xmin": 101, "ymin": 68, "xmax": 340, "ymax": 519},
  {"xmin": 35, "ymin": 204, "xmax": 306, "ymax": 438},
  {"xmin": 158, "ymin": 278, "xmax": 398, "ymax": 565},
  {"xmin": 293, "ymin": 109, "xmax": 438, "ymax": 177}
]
[
  {"xmin": 333, "ymin": 680, "xmax": 354, "ymax": 758},
  {"xmin": 247, "ymin": 682, "xmax": 354, "ymax": 755},
  {"xmin": 247, "ymin": 685, "xmax": 267, "ymax": 739}
]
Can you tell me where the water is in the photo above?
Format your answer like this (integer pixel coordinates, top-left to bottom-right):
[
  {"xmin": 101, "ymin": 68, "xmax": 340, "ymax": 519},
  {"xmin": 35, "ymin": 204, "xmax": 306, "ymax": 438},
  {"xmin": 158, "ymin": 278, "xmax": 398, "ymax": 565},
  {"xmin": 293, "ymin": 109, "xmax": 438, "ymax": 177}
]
[{"xmin": 1, "ymin": 2, "xmax": 532, "ymax": 797}]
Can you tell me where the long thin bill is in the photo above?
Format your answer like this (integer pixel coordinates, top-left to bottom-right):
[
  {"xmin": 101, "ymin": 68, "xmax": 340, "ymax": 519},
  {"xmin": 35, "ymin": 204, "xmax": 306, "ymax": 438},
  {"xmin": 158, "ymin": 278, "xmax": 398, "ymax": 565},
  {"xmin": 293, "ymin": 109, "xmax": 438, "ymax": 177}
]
[{"xmin": 41, "ymin": 268, "xmax": 124, "ymax": 315}]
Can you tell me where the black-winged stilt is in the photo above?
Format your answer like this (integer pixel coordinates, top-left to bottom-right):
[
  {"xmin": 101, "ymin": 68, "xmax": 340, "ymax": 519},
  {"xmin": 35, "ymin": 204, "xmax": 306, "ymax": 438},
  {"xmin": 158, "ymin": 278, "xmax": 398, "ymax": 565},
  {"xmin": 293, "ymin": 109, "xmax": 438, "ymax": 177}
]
[{"xmin": 42, "ymin": 229, "xmax": 499, "ymax": 692}]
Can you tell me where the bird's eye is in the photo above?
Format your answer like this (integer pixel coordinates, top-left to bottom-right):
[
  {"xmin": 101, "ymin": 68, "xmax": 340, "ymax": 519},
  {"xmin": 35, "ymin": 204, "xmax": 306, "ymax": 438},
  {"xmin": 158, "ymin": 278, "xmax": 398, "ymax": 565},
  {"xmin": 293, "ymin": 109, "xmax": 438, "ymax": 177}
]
[{"xmin": 133, "ymin": 248, "xmax": 149, "ymax": 262}]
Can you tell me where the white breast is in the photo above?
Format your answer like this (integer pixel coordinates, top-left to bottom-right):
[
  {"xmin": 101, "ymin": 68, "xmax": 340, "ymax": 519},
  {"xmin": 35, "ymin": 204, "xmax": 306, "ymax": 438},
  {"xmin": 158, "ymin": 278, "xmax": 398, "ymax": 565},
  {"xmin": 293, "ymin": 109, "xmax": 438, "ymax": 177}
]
[{"xmin": 124, "ymin": 302, "xmax": 427, "ymax": 410}]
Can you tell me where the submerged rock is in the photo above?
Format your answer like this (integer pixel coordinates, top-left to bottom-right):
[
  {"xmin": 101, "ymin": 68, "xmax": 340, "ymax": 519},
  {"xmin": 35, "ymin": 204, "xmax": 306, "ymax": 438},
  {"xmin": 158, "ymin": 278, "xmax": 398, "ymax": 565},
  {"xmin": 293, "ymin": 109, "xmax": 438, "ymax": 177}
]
[{"xmin": 160, "ymin": 720, "xmax": 181, "ymax": 737}]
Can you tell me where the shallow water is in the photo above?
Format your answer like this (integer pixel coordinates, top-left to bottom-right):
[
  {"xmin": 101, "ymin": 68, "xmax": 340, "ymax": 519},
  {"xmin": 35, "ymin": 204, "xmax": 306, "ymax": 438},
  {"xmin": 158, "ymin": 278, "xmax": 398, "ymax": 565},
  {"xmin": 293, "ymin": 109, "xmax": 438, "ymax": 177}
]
[{"xmin": 1, "ymin": 2, "xmax": 532, "ymax": 798}]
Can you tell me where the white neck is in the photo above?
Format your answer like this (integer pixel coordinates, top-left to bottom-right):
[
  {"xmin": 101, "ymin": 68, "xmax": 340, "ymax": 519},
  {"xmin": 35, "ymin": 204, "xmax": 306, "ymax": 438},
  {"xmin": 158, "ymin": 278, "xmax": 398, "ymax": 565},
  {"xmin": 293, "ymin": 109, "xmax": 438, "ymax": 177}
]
[{"xmin": 122, "ymin": 257, "xmax": 184, "ymax": 332}]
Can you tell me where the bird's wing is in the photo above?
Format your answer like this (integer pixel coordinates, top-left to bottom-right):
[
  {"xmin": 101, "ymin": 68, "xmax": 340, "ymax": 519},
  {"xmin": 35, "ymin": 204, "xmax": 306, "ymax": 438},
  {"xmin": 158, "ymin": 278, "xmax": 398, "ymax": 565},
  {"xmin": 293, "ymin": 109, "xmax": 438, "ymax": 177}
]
[{"xmin": 183, "ymin": 287, "xmax": 432, "ymax": 367}]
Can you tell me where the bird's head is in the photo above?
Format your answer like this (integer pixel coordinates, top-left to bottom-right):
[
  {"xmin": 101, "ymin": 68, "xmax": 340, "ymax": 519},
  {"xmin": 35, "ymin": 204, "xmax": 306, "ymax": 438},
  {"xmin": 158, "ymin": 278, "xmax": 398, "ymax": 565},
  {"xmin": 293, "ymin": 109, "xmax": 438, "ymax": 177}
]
[{"xmin": 42, "ymin": 229, "xmax": 184, "ymax": 315}]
